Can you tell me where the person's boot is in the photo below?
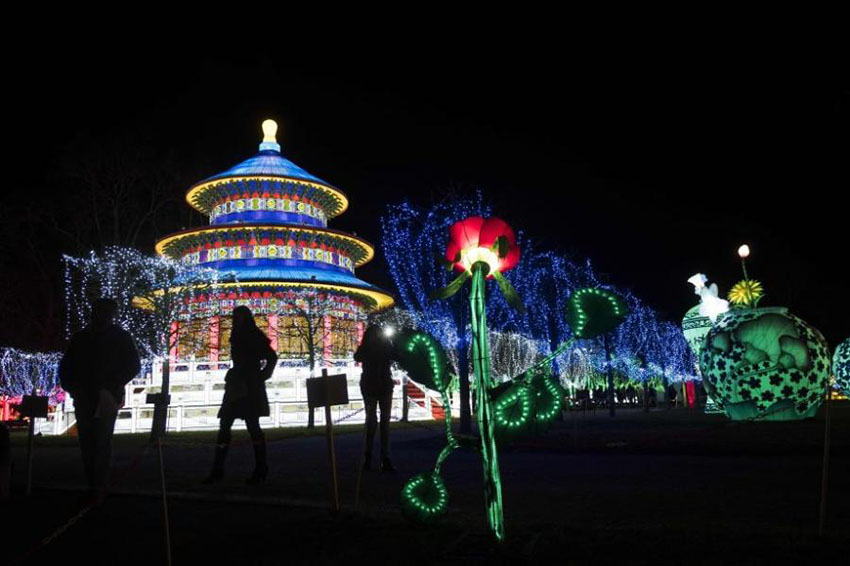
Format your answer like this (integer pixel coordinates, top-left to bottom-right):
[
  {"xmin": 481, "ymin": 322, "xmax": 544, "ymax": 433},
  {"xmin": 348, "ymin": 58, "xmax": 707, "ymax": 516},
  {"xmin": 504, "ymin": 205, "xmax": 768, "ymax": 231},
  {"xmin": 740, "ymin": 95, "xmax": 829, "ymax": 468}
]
[
  {"xmin": 246, "ymin": 440, "xmax": 268, "ymax": 485},
  {"xmin": 381, "ymin": 456, "xmax": 396, "ymax": 472},
  {"xmin": 202, "ymin": 445, "xmax": 228, "ymax": 484},
  {"xmin": 362, "ymin": 452, "xmax": 372, "ymax": 472}
]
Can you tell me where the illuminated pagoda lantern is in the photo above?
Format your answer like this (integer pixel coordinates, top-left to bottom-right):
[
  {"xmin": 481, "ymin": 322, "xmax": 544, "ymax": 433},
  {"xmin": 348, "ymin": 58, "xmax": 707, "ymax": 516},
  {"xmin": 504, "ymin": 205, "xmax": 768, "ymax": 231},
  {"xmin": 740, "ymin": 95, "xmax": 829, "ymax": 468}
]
[{"xmin": 155, "ymin": 120, "xmax": 394, "ymax": 363}]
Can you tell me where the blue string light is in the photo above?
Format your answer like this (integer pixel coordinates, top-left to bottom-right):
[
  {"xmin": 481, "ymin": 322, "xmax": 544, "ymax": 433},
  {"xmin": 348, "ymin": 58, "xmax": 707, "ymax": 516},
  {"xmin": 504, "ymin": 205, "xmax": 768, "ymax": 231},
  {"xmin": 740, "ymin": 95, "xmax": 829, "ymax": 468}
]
[
  {"xmin": 0, "ymin": 348, "xmax": 63, "ymax": 403},
  {"xmin": 381, "ymin": 195, "xmax": 697, "ymax": 389}
]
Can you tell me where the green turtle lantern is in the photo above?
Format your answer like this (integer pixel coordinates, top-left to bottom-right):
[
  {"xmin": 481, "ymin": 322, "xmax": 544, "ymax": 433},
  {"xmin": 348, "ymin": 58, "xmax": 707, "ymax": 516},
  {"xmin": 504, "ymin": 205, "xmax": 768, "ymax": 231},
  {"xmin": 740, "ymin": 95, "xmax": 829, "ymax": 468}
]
[{"xmin": 698, "ymin": 245, "xmax": 831, "ymax": 421}]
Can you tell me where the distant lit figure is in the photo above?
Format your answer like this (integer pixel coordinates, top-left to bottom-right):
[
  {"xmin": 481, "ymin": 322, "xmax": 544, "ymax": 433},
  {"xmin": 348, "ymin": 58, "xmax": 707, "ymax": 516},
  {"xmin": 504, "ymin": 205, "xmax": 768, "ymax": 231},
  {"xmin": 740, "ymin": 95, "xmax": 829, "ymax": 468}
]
[{"xmin": 355, "ymin": 324, "xmax": 398, "ymax": 471}]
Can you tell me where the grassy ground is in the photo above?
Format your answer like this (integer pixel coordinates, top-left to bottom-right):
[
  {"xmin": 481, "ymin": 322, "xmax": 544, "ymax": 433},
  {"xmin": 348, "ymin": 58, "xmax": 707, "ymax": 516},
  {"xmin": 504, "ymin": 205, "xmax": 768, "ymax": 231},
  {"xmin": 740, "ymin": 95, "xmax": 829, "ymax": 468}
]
[
  {"xmin": 4, "ymin": 404, "xmax": 850, "ymax": 564},
  {"xmin": 8, "ymin": 419, "xmax": 422, "ymax": 448}
]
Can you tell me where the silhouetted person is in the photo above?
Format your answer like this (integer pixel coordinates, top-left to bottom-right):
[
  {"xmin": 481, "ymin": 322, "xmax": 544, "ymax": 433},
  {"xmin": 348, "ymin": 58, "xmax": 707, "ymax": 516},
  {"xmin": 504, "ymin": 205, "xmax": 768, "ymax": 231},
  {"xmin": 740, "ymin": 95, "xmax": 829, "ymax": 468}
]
[
  {"xmin": 59, "ymin": 298, "xmax": 141, "ymax": 503},
  {"xmin": 355, "ymin": 324, "xmax": 397, "ymax": 471},
  {"xmin": 204, "ymin": 306, "xmax": 277, "ymax": 485},
  {"xmin": 593, "ymin": 387, "xmax": 604, "ymax": 407},
  {"xmin": 668, "ymin": 385, "xmax": 678, "ymax": 407},
  {"xmin": 696, "ymin": 382, "xmax": 707, "ymax": 407}
]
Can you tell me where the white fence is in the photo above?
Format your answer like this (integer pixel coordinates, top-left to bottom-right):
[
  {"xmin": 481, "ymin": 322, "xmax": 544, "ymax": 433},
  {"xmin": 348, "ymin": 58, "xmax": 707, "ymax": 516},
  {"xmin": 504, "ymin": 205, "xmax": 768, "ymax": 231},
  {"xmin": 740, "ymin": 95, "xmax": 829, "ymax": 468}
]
[{"xmin": 40, "ymin": 360, "xmax": 450, "ymax": 435}]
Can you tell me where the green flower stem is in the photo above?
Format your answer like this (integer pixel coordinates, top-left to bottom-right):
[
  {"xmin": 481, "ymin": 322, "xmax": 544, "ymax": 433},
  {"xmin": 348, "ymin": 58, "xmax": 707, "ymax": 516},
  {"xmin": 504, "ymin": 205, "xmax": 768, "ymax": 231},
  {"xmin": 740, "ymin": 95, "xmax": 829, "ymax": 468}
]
[
  {"xmin": 741, "ymin": 259, "xmax": 756, "ymax": 308},
  {"xmin": 434, "ymin": 390, "xmax": 459, "ymax": 473},
  {"xmin": 470, "ymin": 262, "xmax": 505, "ymax": 542}
]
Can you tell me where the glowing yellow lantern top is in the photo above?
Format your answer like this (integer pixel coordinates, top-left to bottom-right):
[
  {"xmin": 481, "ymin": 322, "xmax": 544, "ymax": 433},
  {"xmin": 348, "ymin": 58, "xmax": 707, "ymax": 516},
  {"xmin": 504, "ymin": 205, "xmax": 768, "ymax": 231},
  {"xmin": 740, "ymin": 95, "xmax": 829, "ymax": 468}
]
[{"xmin": 259, "ymin": 119, "xmax": 281, "ymax": 152}]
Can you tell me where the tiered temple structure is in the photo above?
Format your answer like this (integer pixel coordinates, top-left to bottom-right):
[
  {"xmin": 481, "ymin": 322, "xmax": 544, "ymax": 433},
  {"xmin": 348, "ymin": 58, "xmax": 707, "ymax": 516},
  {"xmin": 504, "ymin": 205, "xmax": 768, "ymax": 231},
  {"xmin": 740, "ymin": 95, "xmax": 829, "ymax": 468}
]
[{"xmin": 155, "ymin": 120, "xmax": 393, "ymax": 362}]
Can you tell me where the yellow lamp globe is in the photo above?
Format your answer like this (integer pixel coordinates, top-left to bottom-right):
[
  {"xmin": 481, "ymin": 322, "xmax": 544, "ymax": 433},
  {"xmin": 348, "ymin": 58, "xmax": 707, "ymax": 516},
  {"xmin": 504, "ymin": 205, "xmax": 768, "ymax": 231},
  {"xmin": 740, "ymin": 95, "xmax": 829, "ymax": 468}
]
[{"xmin": 262, "ymin": 119, "xmax": 278, "ymax": 142}]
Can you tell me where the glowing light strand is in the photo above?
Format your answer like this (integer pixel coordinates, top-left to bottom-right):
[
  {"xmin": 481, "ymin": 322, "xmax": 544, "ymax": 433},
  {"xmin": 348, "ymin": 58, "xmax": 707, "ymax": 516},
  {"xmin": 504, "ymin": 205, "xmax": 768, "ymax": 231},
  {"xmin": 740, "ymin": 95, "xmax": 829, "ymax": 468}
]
[
  {"xmin": 0, "ymin": 348, "xmax": 63, "ymax": 403},
  {"xmin": 381, "ymin": 197, "xmax": 695, "ymax": 392},
  {"xmin": 63, "ymin": 246, "xmax": 239, "ymax": 359}
]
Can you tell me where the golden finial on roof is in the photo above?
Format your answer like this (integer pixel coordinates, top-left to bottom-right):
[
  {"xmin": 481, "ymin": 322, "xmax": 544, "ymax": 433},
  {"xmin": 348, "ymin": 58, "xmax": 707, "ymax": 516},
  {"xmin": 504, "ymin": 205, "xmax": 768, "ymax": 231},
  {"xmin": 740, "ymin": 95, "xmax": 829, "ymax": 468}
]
[{"xmin": 260, "ymin": 119, "xmax": 281, "ymax": 152}]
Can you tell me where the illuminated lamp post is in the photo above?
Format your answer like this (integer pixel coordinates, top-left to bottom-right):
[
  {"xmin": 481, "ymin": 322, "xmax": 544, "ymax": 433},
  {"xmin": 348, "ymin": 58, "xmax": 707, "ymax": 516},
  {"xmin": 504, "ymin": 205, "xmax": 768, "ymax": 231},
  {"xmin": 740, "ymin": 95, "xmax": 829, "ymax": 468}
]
[
  {"xmin": 738, "ymin": 244, "xmax": 750, "ymax": 271},
  {"xmin": 730, "ymin": 244, "xmax": 764, "ymax": 309}
]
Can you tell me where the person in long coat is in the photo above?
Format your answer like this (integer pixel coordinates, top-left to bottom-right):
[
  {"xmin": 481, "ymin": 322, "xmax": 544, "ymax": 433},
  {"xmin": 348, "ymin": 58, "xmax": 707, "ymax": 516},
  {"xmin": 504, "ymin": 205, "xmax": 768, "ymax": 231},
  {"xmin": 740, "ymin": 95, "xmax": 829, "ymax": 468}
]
[
  {"xmin": 59, "ymin": 298, "xmax": 141, "ymax": 502},
  {"xmin": 204, "ymin": 306, "xmax": 277, "ymax": 484}
]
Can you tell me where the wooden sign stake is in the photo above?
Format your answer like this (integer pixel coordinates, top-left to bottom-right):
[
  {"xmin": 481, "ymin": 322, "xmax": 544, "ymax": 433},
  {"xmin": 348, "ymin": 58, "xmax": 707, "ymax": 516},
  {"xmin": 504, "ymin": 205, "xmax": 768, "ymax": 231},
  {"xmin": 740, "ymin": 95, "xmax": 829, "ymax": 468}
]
[
  {"xmin": 307, "ymin": 369, "xmax": 349, "ymax": 513},
  {"xmin": 324, "ymin": 370, "xmax": 340, "ymax": 512}
]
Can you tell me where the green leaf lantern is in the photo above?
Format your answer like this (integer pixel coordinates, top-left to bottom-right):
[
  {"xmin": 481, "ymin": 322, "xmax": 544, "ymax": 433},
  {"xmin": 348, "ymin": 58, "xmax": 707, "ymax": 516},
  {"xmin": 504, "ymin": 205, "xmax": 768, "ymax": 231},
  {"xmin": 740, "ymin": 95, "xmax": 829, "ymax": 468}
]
[
  {"xmin": 397, "ymin": 330, "xmax": 451, "ymax": 393},
  {"xmin": 493, "ymin": 372, "xmax": 566, "ymax": 440},
  {"xmin": 493, "ymin": 381, "xmax": 535, "ymax": 439},
  {"xmin": 529, "ymin": 372, "xmax": 566, "ymax": 431},
  {"xmin": 401, "ymin": 472, "xmax": 450, "ymax": 524},
  {"xmin": 397, "ymin": 331, "xmax": 457, "ymax": 525},
  {"xmin": 567, "ymin": 287, "xmax": 629, "ymax": 339}
]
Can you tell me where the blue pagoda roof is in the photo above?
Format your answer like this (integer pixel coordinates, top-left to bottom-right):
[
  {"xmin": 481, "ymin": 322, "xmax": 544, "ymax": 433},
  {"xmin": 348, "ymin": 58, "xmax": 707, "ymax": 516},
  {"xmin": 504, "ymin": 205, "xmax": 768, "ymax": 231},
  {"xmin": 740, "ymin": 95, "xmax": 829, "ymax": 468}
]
[
  {"xmin": 202, "ymin": 150, "xmax": 333, "ymax": 187},
  {"xmin": 219, "ymin": 265, "xmax": 388, "ymax": 293},
  {"xmin": 214, "ymin": 264, "xmax": 394, "ymax": 308}
]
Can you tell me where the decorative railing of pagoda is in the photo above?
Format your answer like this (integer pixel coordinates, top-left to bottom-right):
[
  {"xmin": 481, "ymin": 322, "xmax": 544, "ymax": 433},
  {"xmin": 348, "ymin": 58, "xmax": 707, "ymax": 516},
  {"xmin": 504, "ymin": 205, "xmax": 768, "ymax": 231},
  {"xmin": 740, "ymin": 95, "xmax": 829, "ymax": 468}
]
[
  {"xmin": 210, "ymin": 196, "xmax": 327, "ymax": 227},
  {"xmin": 187, "ymin": 177, "xmax": 348, "ymax": 220},
  {"xmin": 156, "ymin": 225, "xmax": 374, "ymax": 268},
  {"xmin": 181, "ymin": 244, "xmax": 356, "ymax": 274}
]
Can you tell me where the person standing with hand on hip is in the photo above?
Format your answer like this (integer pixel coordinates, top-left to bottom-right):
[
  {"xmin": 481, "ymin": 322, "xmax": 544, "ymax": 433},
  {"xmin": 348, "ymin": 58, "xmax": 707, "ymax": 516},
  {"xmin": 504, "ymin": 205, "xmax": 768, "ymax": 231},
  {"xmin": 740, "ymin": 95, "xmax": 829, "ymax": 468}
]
[
  {"xmin": 204, "ymin": 305, "xmax": 277, "ymax": 485},
  {"xmin": 59, "ymin": 298, "xmax": 141, "ymax": 504}
]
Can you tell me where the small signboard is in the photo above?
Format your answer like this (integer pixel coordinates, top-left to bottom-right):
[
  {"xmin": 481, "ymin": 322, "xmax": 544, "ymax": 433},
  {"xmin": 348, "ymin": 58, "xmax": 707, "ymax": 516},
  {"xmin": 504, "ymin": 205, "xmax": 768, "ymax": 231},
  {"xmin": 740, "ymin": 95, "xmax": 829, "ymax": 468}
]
[
  {"xmin": 306, "ymin": 369, "xmax": 349, "ymax": 513},
  {"xmin": 21, "ymin": 394, "xmax": 49, "ymax": 496},
  {"xmin": 306, "ymin": 373, "xmax": 349, "ymax": 408},
  {"xmin": 19, "ymin": 395, "xmax": 49, "ymax": 419},
  {"xmin": 145, "ymin": 393, "xmax": 172, "ymax": 405}
]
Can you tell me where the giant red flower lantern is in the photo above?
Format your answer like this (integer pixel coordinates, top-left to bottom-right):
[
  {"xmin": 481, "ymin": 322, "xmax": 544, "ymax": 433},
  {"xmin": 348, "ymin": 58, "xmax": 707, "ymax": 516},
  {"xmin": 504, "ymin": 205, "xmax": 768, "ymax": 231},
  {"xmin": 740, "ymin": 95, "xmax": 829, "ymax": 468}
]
[
  {"xmin": 444, "ymin": 216, "xmax": 520, "ymax": 276},
  {"xmin": 434, "ymin": 216, "xmax": 524, "ymax": 312},
  {"xmin": 422, "ymin": 215, "xmax": 526, "ymax": 542},
  {"xmin": 399, "ymin": 214, "xmax": 630, "ymax": 543}
]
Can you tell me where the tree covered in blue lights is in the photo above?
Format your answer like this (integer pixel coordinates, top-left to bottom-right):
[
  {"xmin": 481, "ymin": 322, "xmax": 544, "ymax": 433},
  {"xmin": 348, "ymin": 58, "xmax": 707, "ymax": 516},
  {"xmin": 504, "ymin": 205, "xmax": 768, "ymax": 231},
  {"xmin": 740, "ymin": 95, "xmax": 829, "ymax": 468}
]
[
  {"xmin": 381, "ymin": 192, "xmax": 698, "ymax": 420},
  {"xmin": 381, "ymin": 193, "xmax": 489, "ymax": 431},
  {"xmin": 0, "ymin": 348, "xmax": 63, "ymax": 403}
]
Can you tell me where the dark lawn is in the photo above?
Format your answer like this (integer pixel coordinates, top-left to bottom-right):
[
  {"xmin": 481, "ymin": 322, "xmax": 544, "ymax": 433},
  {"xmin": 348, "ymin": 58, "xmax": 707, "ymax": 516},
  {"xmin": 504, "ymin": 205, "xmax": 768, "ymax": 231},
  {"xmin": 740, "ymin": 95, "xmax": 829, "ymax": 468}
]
[{"xmin": 5, "ymin": 404, "xmax": 850, "ymax": 564}]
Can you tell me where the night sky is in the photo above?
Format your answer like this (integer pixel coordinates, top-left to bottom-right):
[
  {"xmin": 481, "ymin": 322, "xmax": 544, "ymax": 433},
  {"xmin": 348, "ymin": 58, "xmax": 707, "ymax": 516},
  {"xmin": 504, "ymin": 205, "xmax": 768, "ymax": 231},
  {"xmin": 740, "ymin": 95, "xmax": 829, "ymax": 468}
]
[{"xmin": 5, "ymin": 46, "xmax": 849, "ymax": 349}]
